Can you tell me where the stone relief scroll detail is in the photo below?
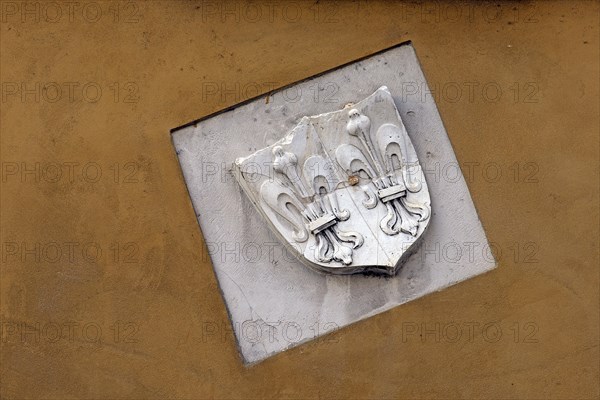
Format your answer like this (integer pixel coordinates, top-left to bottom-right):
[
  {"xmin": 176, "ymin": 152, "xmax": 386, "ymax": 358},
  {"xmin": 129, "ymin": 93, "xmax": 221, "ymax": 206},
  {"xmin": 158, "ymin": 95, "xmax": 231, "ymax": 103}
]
[
  {"xmin": 337, "ymin": 109, "xmax": 430, "ymax": 237},
  {"xmin": 234, "ymin": 86, "xmax": 432, "ymax": 275},
  {"xmin": 260, "ymin": 146, "xmax": 363, "ymax": 265}
]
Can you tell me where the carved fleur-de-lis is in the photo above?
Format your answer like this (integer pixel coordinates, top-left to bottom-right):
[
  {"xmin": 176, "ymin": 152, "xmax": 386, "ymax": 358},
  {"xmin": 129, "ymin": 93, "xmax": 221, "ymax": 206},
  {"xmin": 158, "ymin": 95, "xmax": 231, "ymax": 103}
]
[
  {"xmin": 260, "ymin": 146, "xmax": 363, "ymax": 266},
  {"xmin": 337, "ymin": 109, "xmax": 430, "ymax": 237}
]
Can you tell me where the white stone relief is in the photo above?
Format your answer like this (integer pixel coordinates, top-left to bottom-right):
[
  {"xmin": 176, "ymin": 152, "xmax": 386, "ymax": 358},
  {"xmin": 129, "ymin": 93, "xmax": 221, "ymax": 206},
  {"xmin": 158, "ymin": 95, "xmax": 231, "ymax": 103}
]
[
  {"xmin": 173, "ymin": 44, "xmax": 496, "ymax": 364},
  {"xmin": 233, "ymin": 86, "xmax": 431, "ymax": 275},
  {"xmin": 338, "ymin": 111, "xmax": 430, "ymax": 237}
]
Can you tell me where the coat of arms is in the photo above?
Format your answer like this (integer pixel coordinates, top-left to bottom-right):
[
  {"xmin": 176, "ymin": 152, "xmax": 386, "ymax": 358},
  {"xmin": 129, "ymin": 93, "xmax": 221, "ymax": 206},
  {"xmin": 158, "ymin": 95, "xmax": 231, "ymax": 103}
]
[{"xmin": 233, "ymin": 86, "xmax": 431, "ymax": 275}]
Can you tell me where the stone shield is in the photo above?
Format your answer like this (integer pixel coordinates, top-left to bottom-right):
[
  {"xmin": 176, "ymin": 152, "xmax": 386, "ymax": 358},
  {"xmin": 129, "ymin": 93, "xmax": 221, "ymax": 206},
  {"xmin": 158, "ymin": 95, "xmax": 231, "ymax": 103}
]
[{"xmin": 233, "ymin": 86, "xmax": 431, "ymax": 275}]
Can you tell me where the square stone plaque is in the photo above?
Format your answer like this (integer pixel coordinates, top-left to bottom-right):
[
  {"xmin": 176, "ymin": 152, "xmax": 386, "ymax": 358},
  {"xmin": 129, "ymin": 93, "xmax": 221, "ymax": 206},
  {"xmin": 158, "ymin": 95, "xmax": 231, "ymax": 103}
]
[{"xmin": 171, "ymin": 42, "xmax": 496, "ymax": 365}]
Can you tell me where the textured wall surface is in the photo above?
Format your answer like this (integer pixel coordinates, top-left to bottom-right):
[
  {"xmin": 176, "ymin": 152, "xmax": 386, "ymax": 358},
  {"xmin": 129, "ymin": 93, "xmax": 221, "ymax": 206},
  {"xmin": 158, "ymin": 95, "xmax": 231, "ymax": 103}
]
[{"xmin": 1, "ymin": 1, "xmax": 598, "ymax": 398}]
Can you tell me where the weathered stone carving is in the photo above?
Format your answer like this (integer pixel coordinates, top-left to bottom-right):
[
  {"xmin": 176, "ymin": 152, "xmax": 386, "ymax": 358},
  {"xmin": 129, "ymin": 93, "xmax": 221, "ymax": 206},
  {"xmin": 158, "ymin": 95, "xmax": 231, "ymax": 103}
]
[{"xmin": 233, "ymin": 86, "xmax": 431, "ymax": 275}]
